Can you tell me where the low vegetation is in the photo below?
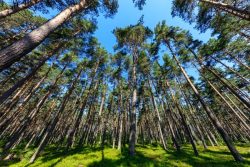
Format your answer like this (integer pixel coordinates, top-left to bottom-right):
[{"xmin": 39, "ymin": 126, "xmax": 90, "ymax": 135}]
[{"xmin": 1, "ymin": 144, "xmax": 250, "ymax": 167}]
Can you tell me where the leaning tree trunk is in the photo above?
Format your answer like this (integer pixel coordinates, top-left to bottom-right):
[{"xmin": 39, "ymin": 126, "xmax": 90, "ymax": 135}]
[
  {"xmin": 160, "ymin": 99, "xmax": 181, "ymax": 151},
  {"xmin": 206, "ymin": 67, "xmax": 250, "ymax": 109},
  {"xmin": 169, "ymin": 48, "xmax": 243, "ymax": 161},
  {"xmin": 176, "ymin": 78, "xmax": 208, "ymax": 149},
  {"xmin": 1, "ymin": 64, "xmax": 67, "ymax": 152},
  {"xmin": 201, "ymin": 73, "xmax": 250, "ymax": 132},
  {"xmin": 210, "ymin": 56, "xmax": 249, "ymax": 84},
  {"xmin": 0, "ymin": 0, "xmax": 42, "ymax": 19},
  {"xmin": 148, "ymin": 79, "xmax": 167, "ymax": 150},
  {"xmin": 0, "ymin": 43, "xmax": 63, "ymax": 104},
  {"xmin": 0, "ymin": 0, "xmax": 86, "ymax": 70},
  {"xmin": 200, "ymin": 0, "xmax": 250, "ymax": 21},
  {"xmin": 29, "ymin": 68, "xmax": 82, "ymax": 163},
  {"xmin": 165, "ymin": 79, "xmax": 198, "ymax": 156},
  {"xmin": 225, "ymin": 51, "xmax": 250, "ymax": 71},
  {"xmin": 0, "ymin": 58, "xmax": 45, "ymax": 104},
  {"xmin": 67, "ymin": 63, "xmax": 99, "ymax": 148},
  {"xmin": 0, "ymin": 68, "xmax": 22, "ymax": 87}
]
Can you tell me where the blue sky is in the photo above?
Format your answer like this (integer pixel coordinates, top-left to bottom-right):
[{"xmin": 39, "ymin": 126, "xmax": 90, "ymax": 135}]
[{"xmin": 95, "ymin": 0, "xmax": 212, "ymax": 53}]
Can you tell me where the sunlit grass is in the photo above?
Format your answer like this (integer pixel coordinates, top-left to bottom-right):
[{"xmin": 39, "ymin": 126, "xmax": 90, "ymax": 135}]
[{"xmin": 0, "ymin": 144, "xmax": 249, "ymax": 167}]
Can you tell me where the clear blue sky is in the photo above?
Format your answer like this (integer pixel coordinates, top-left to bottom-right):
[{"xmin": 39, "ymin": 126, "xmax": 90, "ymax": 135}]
[{"xmin": 95, "ymin": 0, "xmax": 212, "ymax": 53}]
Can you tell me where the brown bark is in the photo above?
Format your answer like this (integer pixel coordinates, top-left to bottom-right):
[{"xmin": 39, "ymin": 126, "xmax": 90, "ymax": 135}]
[
  {"xmin": 200, "ymin": 0, "xmax": 250, "ymax": 21},
  {"xmin": 129, "ymin": 52, "xmax": 137, "ymax": 156},
  {"xmin": 170, "ymin": 50, "xmax": 243, "ymax": 161},
  {"xmin": 0, "ymin": 0, "xmax": 86, "ymax": 70},
  {"xmin": 0, "ymin": 0, "xmax": 42, "ymax": 19},
  {"xmin": 0, "ymin": 44, "xmax": 63, "ymax": 104},
  {"xmin": 148, "ymin": 79, "xmax": 167, "ymax": 150},
  {"xmin": 165, "ymin": 79, "xmax": 198, "ymax": 156},
  {"xmin": 29, "ymin": 68, "xmax": 82, "ymax": 163},
  {"xmin": 210, "ymin": 56, "xmax": 249, "ymax": 84},
  {"xmin": 206, "ymin": 67, "xmax": 250, "ymax": 109}
]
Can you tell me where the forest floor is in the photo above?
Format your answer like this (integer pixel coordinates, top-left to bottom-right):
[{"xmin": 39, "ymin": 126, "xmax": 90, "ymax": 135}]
[{"xmin": 0, "ymin": 144, "xmax": 249, "ymax": 167}]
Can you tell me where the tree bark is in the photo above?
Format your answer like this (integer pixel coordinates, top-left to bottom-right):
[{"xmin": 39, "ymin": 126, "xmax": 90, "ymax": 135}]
[
  {"xmin": 0, "ymin": 44, "xmax": 62, "ymax": 104},
  {"xmin": 165, "ymin": 79, "xmax": 198, "ymax": 156},
  {"xmin": 200, "ymin": 0, "xmax": 250, "ymax": 21},
  {"xmin": 206, "ymin": 66, "xmax": 250, "ymax": 109},
  {"xmin": 0, "ymin": 0, "xmax": 42, "ymax": 19},
  {"xmin": 29, "ymin": 68, "xmax": 82, "ymax": 163},
  {"xmin": 148, "ymin": 79, "xmax": 167, "ymax": 150},
  {"xmin": 129, "ymin": 51, "xmax": 138, "ymax": 156},
  {"xmin": 0, "ymin": 0, "xmax": 86, "ymax": 70},
  {"xmin": 170, "ymin": 49, "xmax": 243, "ymax": 161}
]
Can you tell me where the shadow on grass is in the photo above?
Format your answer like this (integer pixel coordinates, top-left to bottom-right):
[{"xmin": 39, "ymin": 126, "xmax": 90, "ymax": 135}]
[
  {"xmin": 1, "ymin": 145, "xmax": 250, "ymax": 167},
  {"xmin": 205, "ymin": 149, "xmax": 250, "ymax": 159},
  {"xmin": 88, "ymin": 146, "xmax": 250, "ymax": 167},
  {"xmin": 0, "ymin": 146, "xmax": 102, "ymax": 167},
  {"xmin": 0, "ymin": 158, "xmax": 21, "ymax": 167},
  {"xmin": 88, "ymin": 148, "xmax": 166, "ymax": 167}
]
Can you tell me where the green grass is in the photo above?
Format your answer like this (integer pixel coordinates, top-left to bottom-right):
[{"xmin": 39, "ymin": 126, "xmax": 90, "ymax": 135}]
[{"xmin": 1, "ymin": 144, "xmax": 250, "ymax": 167}]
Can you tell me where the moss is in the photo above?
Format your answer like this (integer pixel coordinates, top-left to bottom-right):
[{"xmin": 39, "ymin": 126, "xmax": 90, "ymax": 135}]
[{"xmin": 0, "ymin": 144, "xmax": 249, "ymax": 167}]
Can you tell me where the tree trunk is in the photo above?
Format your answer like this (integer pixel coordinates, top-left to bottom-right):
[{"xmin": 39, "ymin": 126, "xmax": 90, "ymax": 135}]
[
  {"xmin": 2, "ymin": 65, "xmax": 66, "ymax": 151},
  {"xmin": 165, "ymin": 79, "xmax": 198, "ymax": 156},
  {"xmin": 0, "ymin": 44, "xmax": 62, "ymax": 103},
  {"xmin": 200, "ymin": 0, "xmax": 250, "ymax": 21},
  {"xmin": 161, "ymin": 100, "xmax": 181, "ymax": 151},
  {"xmin": 225, "ymin": 51, "xmax": 250, "ymax": 71},
  {"xmin": 206, "ymin": 79, "xmax": 250, "ymax": 132},
  {"xmin": 170, "ymin": 50, "xmax": 243, "ymax": 161},
  {"xmin": 117, "ymin": 91, "xmax": 123, "ymax": 150},
  {"xmin": 129, "ymin": 54, "xmax": 137, "ymax": 156},
  {"xmin": 0, "ymin": 0, "xmax": 42, "ymax": 19},
  {"xmin": 148, "ymin": 79, "xmax": 167, "ymax": 150},
  {"xmin": 210, "ymin": 56, "xmax": 249, "ymax": 84},
  {"xmin": 29, "ymin": 68, "xmax": 82, "ymax": 163},
  {"xmin": 206, "ymin": 66, "xmax": 250, "ymax": 108},
  {"xmin": 0, "ymin": 0, "xmax": 86, "ymax": 70}
]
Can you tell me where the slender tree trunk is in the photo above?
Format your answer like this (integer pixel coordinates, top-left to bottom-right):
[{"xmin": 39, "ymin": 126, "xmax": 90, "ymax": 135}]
[
  {"xmin": 129, "ymin": 53, "xmax": 137, "ymax": 156},
  {"xmin": 161, "ymin": 100, "xmax": 181, "ymax": 151},
  {"xmin": 117, "ymin": 91, "xmax": 123, "ymax": 150},
  {"xmin": 165, "ymin": 79, "xmax": 198, "ymax": 156},
  {"xmin": 148, "ymin": 79, "xmax": 167, "ymax": 150},
  {"xmin": 206, "ymin": 79, "xmax": 250, "ymax": 132},
  {"xmin": 177, "ymin": 80, "xmax": 208, "ymax": 149},
  {"xmin": 0, "ymin": 0, "xmax": 86, "ymax": 70},
  {"xmin": 210, "ymin": 56, "xmax": 249, "ymax": 83},
  {"xmin": 224, "ymin": 93, "xmax": 248, "ymax": 120},
  {"xmin": 225, "ymin": 51, "xmax": 250, "ymax": 71},
  {"xmin": 0, "ymin": 0, "xmax": 42, "ymax": 19},
  {"xmin": 29, "ymin": 68, "xmax": 82, "ymax": 163},
  {"xmin": 0, "ymin": 44, "xmax": 62, "ymax": 103},
  {"xmin": 200, "ymin": 0, "xmax": 250, "ymax": 21},
  {"xmin": 1, "ymin": 64, "xmax": 66, "ymax": 151},
  {"xmin": 206, "ymin": 66, "xmax": 250, "ymax": 108},
  {"xmin": 67, "ymin": 80, "xmax": 98, "ymax": 148},
  {"xmin": 169, "ymin": 48, "xmax": 243, "ymax": 161},
  {"xmin": 0, "ymin": 68, "xmax": 22, "ymax": 87}
]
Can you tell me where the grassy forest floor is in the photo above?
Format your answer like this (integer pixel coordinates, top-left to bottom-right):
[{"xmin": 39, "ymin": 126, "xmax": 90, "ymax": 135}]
[{"xmin": 0, "ymin": 144, "xmax": 250, "ymax": 167}]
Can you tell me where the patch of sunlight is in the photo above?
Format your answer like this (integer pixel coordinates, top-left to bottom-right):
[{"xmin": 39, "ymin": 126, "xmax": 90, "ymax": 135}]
[{"xmin": 3, "ymin": 144, "xmax": 250, "ymax": 167}]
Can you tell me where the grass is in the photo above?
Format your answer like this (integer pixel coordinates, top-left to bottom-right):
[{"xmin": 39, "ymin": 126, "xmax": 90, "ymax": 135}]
[{"xmin": 0, "ymin": 144, "xmax": 250, "ymax": 167}]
